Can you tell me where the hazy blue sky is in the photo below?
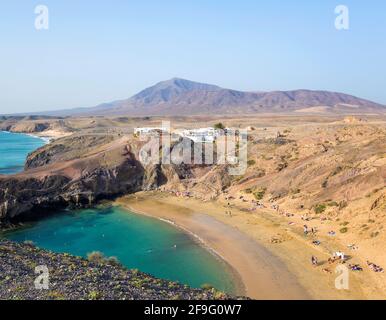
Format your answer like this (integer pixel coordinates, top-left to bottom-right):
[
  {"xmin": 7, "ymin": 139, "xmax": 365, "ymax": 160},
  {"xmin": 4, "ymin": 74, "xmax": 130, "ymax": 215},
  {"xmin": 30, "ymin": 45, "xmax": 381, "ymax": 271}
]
[{"xmin": 1, "ymin": 0, "xmax": 385, "ymax": 113}]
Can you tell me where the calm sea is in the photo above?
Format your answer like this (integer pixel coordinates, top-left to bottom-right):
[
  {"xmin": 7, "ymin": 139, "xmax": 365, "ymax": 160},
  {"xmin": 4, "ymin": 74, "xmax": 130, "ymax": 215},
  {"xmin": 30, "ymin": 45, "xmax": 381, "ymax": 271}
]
[
  {"xmin": 1, "ymin": 131, "xmax": 235, "ymax": 292},
  {"xmin": 0, "ymin": 131, "xmax": 45, "ymax": 174}
]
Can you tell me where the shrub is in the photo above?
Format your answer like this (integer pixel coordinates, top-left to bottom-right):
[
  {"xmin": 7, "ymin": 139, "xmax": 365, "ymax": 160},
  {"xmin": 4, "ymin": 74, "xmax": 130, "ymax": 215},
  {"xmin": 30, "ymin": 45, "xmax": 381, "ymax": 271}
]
[
  {"xmin": 106, "ymin": 256, "xmax": 121, "ymax": 267},
  {"xmin": 339, "ymin": 200, "xmax": 348, "ymax": 210},
  {"xmin": 314, "ymin": 204, "xmax": 327, "ymax": 214},
  {"xmin": 214, "ymin": 123, "xmax": 225, "ymax": 130},
  {"xmin": 87, "ymin": 251, "xmax": 122, "ymax": 267},
  {"xmin": 201, "ymin": 283, "xmax": 214, "ymax": 290},
  {"xmin": 88, "ymin": 291, "xmax": 101, "ymax": 300},
  {"xmin": 87, "ymin": 251, "xmax": 105, "ymax": 264},
  {"xmin": 276, "ymin": 162, "xmax": 288, "ymax": 172},
  {"xmin": 214, "ymin": 291, "xmax": 227, "ymax": 299},
  {"xmin": 247, "ymin": 159, "xmax": 256, "ymax": 166},
  {"xmin": 131, "ymin": 268, "xmax": 140, "ymax": 275},
  {"xmin": 340, "ymin": 227, "xmax": 348, "ymax": 233},
  {"xmin": 253, "ymin": 188, "xmax": 266, "ymax": 200},
  {"xmin": 291, "ymin": 188, "xmax": 301, "ymax": 194}
]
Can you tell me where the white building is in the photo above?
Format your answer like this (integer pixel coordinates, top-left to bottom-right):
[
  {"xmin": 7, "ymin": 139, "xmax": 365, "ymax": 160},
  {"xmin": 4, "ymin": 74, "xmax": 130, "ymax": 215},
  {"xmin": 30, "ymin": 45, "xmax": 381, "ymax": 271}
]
[
  {"xmin": 181, "ymin": 127, "xmax": 220, "ymax": 143},
  {"xmin": 134, "ymin": 127, "xmax": 166, "ymax": 136}
]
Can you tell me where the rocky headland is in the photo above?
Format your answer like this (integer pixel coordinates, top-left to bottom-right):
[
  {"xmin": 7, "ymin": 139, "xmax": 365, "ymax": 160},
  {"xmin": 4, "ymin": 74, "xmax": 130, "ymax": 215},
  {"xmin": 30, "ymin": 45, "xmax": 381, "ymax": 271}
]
[{"xmin": 0, "ymin": 239, "xmax": 231, "ymax": 300}]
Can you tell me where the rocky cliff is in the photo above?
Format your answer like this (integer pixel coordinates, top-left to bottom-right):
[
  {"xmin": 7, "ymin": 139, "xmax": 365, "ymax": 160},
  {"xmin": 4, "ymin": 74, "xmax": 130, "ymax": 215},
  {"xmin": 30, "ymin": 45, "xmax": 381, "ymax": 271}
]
[
  {"xmin": 0, "ymin": 135, "xmax": 149, "ymax": 224},
  {"xmin": 0, "ymin": 133, "xmax": 229, "ymax": 225}
]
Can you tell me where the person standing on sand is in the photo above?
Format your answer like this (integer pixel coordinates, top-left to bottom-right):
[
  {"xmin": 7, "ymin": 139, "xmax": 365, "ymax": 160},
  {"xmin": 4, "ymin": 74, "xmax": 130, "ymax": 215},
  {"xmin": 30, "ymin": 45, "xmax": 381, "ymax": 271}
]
[{"xmin": 311, "ymin": 256, "xmax": 318, "ymax": 266}]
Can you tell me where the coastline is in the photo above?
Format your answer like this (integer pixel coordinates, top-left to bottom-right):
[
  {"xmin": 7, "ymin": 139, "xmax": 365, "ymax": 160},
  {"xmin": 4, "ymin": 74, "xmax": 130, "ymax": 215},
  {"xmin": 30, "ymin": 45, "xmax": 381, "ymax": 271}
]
[
  {"xmin": 26, "ymin": 133, "xmax": 51, "ymax": 144},
  {"xmin": 2, "ymin": 129, "xmax": 71, "ymax": 143},
  {"xmin": 1, "ymin": 124, "xmax": 384, "ymax": 300},
  {"xmin": 116, "ymin": 192, "xmax": 311, "ymax": 300},
  {"xmin": 1, "ymin": 130, "xmax": 51, "ymax": 145},
  {"xmin": 116, "ymin": 204, "xmax": 247, "ymax": 297},
  {"xmin": 116, "ymin": 191, "xmax": 386, "ymax": 300}
]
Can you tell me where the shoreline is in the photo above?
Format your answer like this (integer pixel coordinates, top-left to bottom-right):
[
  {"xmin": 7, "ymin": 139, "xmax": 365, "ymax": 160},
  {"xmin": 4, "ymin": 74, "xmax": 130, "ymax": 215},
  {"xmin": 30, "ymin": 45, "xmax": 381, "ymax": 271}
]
[
  {"xmin": 116, "ymin": 193, "xmax": 311, "ymax": 300},
  {"xmin": 116, "ymin": 191, "xmax": 386, "ymax": 300},
  {"xmin": 2, "ymin": 130, "xmax": 71, "ymax": 143},
  {"xmin": 25, "ymin": 133, "xmax": 51, "ymax": 144},
  {"xmin": 1, "ymin": 130, "xmax": 52, "ymax": 144},
  {"xmin": 116, "ymin": 204, "xmax": 247, "ymax": 297}
]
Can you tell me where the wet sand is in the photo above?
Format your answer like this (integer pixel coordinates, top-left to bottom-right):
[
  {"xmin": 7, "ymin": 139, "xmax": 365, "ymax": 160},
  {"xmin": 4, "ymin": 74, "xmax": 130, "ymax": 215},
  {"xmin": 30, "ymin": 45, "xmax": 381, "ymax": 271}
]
[
  {"xmin": 116, "ymin": 193, "xmax": 310, "ymax": 299},
  {"xmin": 116, "ymin": 191, "xmax": 386, "ymax": 300}
]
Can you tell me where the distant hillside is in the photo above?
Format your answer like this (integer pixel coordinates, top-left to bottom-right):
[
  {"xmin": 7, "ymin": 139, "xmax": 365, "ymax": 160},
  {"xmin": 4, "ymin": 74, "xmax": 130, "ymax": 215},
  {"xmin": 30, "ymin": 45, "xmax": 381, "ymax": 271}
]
[
  {"xmin": 77, "ymin": 78, "xmax": 386, "ymax": 116},
  {"xmin": 10, "ymin": 78, "xmax": 386, "ymax": 116}
]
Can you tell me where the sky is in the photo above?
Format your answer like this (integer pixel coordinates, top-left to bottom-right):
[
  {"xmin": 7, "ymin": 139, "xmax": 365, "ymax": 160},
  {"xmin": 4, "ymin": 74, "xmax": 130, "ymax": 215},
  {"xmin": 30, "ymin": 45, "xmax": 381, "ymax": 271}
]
[{"xmin": 0, "ymin": 0, "xmax": 385, "ymax": 113}]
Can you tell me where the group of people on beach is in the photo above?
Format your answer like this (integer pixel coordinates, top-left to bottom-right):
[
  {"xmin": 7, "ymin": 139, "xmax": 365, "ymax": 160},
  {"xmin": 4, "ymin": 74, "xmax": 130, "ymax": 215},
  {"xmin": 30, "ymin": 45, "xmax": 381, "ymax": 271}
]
[
  {"xmin": 267, "ymin": 201, "xmax": 385, "ymax": 276},
  {"xmin": 176, "ymin": 190, "xmax": 385, "ymax": 280},
  {"xmin": 367, "ymin": 261, "xmax": 384, "ymax": 273},
  {"xmin": 303, "ymin": 225, "xmax": 317, "ymax": 236}
]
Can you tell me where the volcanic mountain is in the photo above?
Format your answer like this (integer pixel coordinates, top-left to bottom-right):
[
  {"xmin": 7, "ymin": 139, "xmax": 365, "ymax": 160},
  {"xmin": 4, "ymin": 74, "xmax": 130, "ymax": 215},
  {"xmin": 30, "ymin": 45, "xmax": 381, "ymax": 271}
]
[{"xmin": 23, "ymin": 78, "xmax": 386, "ymax": 116}]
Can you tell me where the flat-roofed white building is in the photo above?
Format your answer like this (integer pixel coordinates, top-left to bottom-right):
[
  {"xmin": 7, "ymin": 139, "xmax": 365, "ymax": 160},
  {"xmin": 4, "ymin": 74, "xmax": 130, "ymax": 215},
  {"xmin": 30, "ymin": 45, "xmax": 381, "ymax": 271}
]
[
  {"xmin": 181, "ymin": 127, "xmax": 220, "ymax": 143},
  {"xmin": 134, "ymin": 127, "xmax": 166, "ymax": 136}
]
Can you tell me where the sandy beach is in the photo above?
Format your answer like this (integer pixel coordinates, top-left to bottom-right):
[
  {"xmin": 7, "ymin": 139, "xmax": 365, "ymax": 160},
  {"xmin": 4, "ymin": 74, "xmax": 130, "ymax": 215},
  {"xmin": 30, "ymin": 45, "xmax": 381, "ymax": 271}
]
[
  {"xmin": 28, "ymin": 129, "xmax": 72, "ymax": 141},
  {"xmin": 116, "ymin": 191, "xmax": 386, "ymax": 300},
  {"xmin": 116, "ymin": 193, "xmax": 309, "ymax": 299}
]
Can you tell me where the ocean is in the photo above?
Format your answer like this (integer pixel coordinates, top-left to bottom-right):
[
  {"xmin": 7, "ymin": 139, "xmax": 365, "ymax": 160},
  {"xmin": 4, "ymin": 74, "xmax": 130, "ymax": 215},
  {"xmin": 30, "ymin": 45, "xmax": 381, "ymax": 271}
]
[{"xmin": 0, "ymin": 131, "xmax": 45, "ymax": 174}]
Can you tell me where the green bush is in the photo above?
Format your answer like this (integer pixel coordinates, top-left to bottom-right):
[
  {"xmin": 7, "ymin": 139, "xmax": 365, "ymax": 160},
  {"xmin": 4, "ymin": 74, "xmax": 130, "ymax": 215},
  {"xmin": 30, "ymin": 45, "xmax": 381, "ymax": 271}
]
[
  {"xmin": 247, "ymin": 159, "xmax": 256, "ymax": 166},
  {"xmin": 201, "ymin": 283, "xmax": 214, "ymax": 290},
  {"xmin": 253, "ymin": 188, "xmax": 266, "ymax": 200},
  {"xmin": 340, "ymin": 227, "xmax": 348, "ymax": 233},
  {"xmin": 106, "ymin": 256, "xmax": 121, "ymax": 267},
  {"xmin": 314, "ymin": 204, "xmax": 327, "ymax": 214},
  {"xmin": 87, "ymin": 251, "xmax": 105, "ymax": 264},
  {"xmin": 87, "ymin": 251, "xmax": 122, "ymax": 267},
  {"xmin": 88, "ymin": 291, "xmax": 101, "ymax": 300},
  {"xmin": 214, "ymin": 123, "xmax": 225, "ymax": 130}
]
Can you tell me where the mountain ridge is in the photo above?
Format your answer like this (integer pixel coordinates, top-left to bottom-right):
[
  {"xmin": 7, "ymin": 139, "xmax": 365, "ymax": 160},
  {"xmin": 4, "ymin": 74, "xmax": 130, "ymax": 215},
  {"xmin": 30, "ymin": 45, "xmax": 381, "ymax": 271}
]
[
  {"xmin": 6, "ymin": 78, "xmax": 386, "ymax": 116},
  {"xmin": 91, "ymin": 78, "xmax": 385, "ymax": 116}
]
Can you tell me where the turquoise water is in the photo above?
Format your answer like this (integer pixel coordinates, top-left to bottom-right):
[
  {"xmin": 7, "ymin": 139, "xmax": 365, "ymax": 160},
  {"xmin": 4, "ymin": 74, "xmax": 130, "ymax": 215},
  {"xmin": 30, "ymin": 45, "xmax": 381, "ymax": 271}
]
[
  {"xmin": 0, "ymin": 131, "xmax": 45, "ymax": 174},
  {"xmin": 0, "ymin": 131, "xmax": 235, "ymax": 292},
  {"xmin": 5, "ymin": 206, "xmax": 235, "ymax": 293}
]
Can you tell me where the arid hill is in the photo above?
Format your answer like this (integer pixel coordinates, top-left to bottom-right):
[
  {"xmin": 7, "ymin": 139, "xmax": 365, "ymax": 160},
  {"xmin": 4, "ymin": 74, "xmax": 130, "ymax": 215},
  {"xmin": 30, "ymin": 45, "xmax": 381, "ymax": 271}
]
[
  {"xmin": 7, "ymin": 78, "xmax": 385, "ymax": 117},
  {"xmin": 1, "ymin": 114, "xmax": 385, "ymax": 298}
]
